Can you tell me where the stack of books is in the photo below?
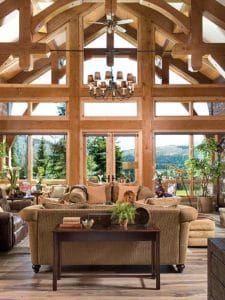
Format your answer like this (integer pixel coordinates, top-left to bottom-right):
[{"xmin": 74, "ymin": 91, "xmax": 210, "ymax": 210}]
[{"xmin": 60, "ymin": 217, "xmax": 81, "ymax": 228}]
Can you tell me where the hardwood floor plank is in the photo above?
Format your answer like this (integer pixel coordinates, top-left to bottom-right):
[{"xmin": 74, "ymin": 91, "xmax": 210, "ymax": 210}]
[{"xmin": 0, "ymin": 212, "xmax": 224, "ymax": 300}]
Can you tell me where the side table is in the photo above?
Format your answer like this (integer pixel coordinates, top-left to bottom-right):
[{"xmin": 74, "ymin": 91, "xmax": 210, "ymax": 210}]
[{"xmin": 53, "ymin": 224, "xmax": 160, "ymax": 291}]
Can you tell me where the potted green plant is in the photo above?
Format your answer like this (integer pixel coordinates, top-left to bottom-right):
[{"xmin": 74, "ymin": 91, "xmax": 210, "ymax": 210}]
[
  {"xmin": 7, "ymin": 167, "xmax": 19, "ymax": 198},
  {"xmin": 111, "ymin": 202, "xmax": 136, "ymax": 230},
  {"xmin": 36, "ymin": 166, "xmax": 45, "ymax": 191},
  {"xmin": 185, "ymin": 138, "xmax": 225, "ymax": 212}
]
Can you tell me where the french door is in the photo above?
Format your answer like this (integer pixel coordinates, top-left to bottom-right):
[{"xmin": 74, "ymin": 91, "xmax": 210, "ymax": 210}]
[{"xmin": 83, "ymin": 132, "xmax": 140, "ymax": 184}]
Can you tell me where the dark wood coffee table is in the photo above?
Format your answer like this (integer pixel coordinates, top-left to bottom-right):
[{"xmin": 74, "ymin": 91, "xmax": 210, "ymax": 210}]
[{"xmin": 52, "ymin": 224, "xmax": 160, "ymax": 291}]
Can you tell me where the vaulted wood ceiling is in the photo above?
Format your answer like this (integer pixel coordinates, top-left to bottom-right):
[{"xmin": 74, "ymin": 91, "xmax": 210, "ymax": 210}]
[{"xmin": 0, "ymin": 0, "xmax": 225, "ymax": 84}]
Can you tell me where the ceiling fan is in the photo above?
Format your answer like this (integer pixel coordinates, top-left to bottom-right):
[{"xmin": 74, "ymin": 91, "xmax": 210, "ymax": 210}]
[{"xmin": 89, "ymin": 14, "xmax": 134, "ymax": 34}]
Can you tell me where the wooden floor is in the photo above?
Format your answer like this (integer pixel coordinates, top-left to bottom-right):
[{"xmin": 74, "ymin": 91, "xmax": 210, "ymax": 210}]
[{"xmin": 0, "ymin": 213, "xmax": 224, "ymax": 300}]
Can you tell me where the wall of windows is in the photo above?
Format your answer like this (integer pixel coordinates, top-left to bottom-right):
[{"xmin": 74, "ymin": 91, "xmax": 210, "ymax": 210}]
[
  {"xmin": 154, "ymin": 133, "xmax": 223, "ymax": 196},
  {"xmin": 10, "ymin": 134, "xmax": 67, "ymax": 182}
]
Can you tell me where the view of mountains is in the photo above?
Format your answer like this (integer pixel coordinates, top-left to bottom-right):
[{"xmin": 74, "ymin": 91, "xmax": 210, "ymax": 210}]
[{"xmin": 156, "ymin": 145, "xmax": 189, "ymax": 170}]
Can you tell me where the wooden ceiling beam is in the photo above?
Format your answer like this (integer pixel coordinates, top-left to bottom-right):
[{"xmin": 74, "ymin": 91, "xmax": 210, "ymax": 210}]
[
  {"xmin": 0, "ymin": 0, "xmax": 19, "ymax": 21},
  {"xmin": 123, "ymin": 4, "xmax": 187, "ymax": 44},
  {"xmin": 0, "ymin": 120, "xmax": 69, "ymax": 131},
  {"xmin": 7, "ymin": 58, "xmax": 51, "ymax": 83},
  {"xmin": 0, "ymin": 42, "xmax": 49, "ymax": 55},
  {"xmin": 208, "ymin": 54, "xmax": 225, "ymax": 79},
  {"xmin": 31, "ymin": 0, "xmax": 83, "ymax": 33},
  {"xmin": 105, "ymin": 0, "xmax": 117, "ymax": 16},
  {"xmin": 46, "ymin": 3, "xmax": 100, "ymax": 36},
  {"xmin": 0, "ymin": 85, "xmax": 69, "ymax": 99},
  {"xmin": 152, "ymin": 119, "xmax": 225, "ymax": 131},
  {"xmin": 19, "ymin": 0, "xmax": 34, "ymax": 71},
  {"xmin": 187, "ymin": 0, "xmax": 203, "ymax": 71},
  {"xmin": 84, "ymin": 17, "xmax": 107, "ymax": 45},
  {"xmin": 203, "ymin": 0, "xmax": 225, "ymax": 31},
  {"xmin": 152, "ymin": 85, "xmax": 225, "ymax": 98},
  {"xmin": 172, "ymin": 43, "xmax": 225, "ymax": 57},
  {"xmin": 139, "ymin": 0, "xmax": 190, "ymax": 34},
  {"xmin": 170, "ymin": 57, "xmax": 213, "ymax": 84},
  {"xmin": 0, "ymin": 54, "xmax": 10, "ymax": 68}
]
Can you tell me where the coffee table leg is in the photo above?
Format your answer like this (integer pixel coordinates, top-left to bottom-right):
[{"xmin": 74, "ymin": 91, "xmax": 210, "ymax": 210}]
[
  {"xmin": 155, "ymin": 233, "xmax": 160, "ymax": 290},
  {"xmin": 151, "ymin": 240, "xmax": 156, "ymax": 279},
  {"xmin": 57, "ymin": 241, "xmax": 61, "ymax": 280},
  {"xmin": 53, "ymin": 233, "xmax": 58, "ymax": 291}
]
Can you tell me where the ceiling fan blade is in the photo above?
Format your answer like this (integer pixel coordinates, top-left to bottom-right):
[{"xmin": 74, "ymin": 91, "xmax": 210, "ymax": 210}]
[
  {"xmin": 116, "ymin": 19, "xmax": 133, "ymax": 25},
  {"xmin": 88, "ymin": 21, "xmax": 106, "ymax": 25},
  {"xmin": 115, "ymin": 25, "xmax": 126, "ymax": 33}
]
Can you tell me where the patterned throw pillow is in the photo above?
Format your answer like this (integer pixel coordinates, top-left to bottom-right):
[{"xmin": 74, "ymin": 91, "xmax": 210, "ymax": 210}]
[{"xmin": 117, "ymin": 185, "xmax": 139, "ymax": 202}]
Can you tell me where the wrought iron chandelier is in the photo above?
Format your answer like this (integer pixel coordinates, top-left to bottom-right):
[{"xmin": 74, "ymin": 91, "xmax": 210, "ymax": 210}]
[{"xmin": 87, "ymin": 67, "xmax": 136, "ymax": 99}]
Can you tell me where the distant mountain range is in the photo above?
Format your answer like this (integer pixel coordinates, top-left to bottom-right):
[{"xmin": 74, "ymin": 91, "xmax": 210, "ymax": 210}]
[{"xmin": 156, "ymin": 145, "xmax": 189, "ymax": 170}]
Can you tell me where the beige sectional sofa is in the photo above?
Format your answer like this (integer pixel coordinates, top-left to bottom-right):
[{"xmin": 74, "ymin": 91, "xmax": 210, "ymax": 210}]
[{"xmin": 21, "ymin": 195, "xmax": 197, "ymax": 273}]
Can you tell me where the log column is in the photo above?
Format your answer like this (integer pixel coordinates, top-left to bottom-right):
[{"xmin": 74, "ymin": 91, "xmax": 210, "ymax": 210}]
[
  {"xmin": 139, "ymin": 18, "xmax": 155, "ymax": 188},
  {"xmin": 66, "ymin": 17, "xmax": 82, "ymax": 185}
]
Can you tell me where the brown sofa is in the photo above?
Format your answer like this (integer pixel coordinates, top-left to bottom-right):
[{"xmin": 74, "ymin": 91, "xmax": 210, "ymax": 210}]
[
  {"xmin": 0, "ymin": 197, "xmax": 31, "ymax": 251},
  {"xmin": 20, "ymin": 202, "xmax": 197, "ymax": 273}
]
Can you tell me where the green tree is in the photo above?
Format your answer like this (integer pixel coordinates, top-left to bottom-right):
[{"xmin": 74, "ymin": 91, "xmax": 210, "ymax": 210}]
[
  {"xmin": 57, "ymin": 103, "xmax": 66, "ymax": 116},
  {"xmin": 87, "ymin": 137, "xmax": 123, "ymax": 181},
  {"xmin": 87, "ymin": 137, "xmax": 106, "ymax": 179},
  {"xmin": 11, "ymin": 135, "xmax": 28, "ymax": 178},
  {"xmin": 46, "ymin": 137, "xmax": 66, "ymax": 179},
  {"xmin": 33, "ymin": 137, "xmax": 48, "ymax": 178}
]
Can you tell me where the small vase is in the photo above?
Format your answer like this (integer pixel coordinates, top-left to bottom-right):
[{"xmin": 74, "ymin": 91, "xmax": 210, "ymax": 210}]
[{"xmin": 120, "ymin": 219, "xmax": 128, "ymax": 230}]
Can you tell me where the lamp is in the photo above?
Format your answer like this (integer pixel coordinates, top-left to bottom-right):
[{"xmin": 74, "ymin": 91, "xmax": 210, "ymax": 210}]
[
  {"xmin": 87, "ymin": 67, "xmax": 136, "ymax": 99},
  {"xmin": 122, "ymin": 161, "xmax": 138, "ymax": 182}
]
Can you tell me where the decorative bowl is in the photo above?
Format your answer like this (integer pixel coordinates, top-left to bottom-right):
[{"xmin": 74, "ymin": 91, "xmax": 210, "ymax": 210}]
[{"xmin": 82, "ymin": 218, "xmax": 94, "ymax": 229}]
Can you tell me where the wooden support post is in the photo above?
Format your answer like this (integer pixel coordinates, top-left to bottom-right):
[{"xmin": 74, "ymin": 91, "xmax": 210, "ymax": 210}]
[
  {"xmin": 188, "ymin": 0, "xmax": 203, "ymax": 71},
  {"xmin": 19, "ymin": 0, "xmax": 33, "ymax": 71},
  {"xmin": 139, "ymin": 17, "xmax": 154, "ymax": 188},
  {"xmin": 106, "ymin": 32, "xmax": 114, "ymax": 67},
  {"xmin": 66, "ymin": 18, "xmax": 82, "ymax": 185},
  {"xmin": 51, "ymin": 52, "xmax": 59, "ymax": 84},
  {"xmin": 105, "ymin": 0, "xmax": 117, "ymax": 16},
  {"xmin": 162, "ymin": 54, "xmax": 170, "ymax": 84}
]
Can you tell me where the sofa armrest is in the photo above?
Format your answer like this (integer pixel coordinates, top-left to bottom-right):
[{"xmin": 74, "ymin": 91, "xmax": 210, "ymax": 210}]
[
  {"xmin": 0, "ymin": 211, "xmax": 13, "ymax": 225},
  {"xmin": 179, "ymin": 205, "xmax": 198, "ymax": 223},
  {"xmin": 19, "ymin": 205, "xmax": 44, "ymax": 222},
  {"xmin": 0, "ymin": 212, "xmax": 14, "ymax": 251}
]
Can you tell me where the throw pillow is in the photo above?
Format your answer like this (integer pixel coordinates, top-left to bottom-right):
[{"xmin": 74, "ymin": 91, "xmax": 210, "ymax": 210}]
[
  {"xmin": 117, "ymin": 185, "xmax": 139, "ymax": 203},
  {"xmin": 137, "ymin": 186, "xmax": 155, "ymax": 200},
  {"xmin": 87, "ymin": 185, "xmax": 107, "ymax": 204},
  {"xmin": 145, "ymin": 197, "xmax": 178, "ymax": 207},
  {"xmin": 69, "ymin": 188, "xmax": 87, "ymax": 203},
  {"xmin": 49, "ymin": 185, "xmax": 67, "ymax": 198}
]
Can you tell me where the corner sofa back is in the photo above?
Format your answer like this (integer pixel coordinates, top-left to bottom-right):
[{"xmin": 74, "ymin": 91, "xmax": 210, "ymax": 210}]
[
  {"xmin": 41, "ymin": 183, "xmax": 155, "ymax": 206},
  {"xmin": 21, "ymin": 204, "xmax": 197, "ymax": 266}
]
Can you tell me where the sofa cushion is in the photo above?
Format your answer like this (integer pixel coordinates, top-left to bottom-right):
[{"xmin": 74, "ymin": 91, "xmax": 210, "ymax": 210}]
[
  {"xmin": 145, "ymin": 197, "xmax": 178, "ymax": 207},
  {"xmin": 137, "ymin": 186, "xmax": 155, "ymax": 200},
  {"xmin": 0, "ymin": 198, "xmax": 10, "ymax": 212},
  {"xmin": 113, "ymin": 183, "xmax": 139, "ymax": 203},
  {"xmin": 69, "ymin": 188, "xmax": 87, "ymax": 203},
  {"xmin": 49, "ymin": 185, "xmax": 68, "ymax": 198},
  {"xmin": 43, "ymin": 202, "xmax": 89, "ymax": 209},
  {"xmin": 87, "ymin": 184, "xmax": 110, "ymax": 204}
]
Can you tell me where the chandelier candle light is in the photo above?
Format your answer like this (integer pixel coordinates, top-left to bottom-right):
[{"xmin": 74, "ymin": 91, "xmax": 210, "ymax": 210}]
[{"xmin": 88, "ymin": 68, "xmax": 136, "ymax": 99}]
